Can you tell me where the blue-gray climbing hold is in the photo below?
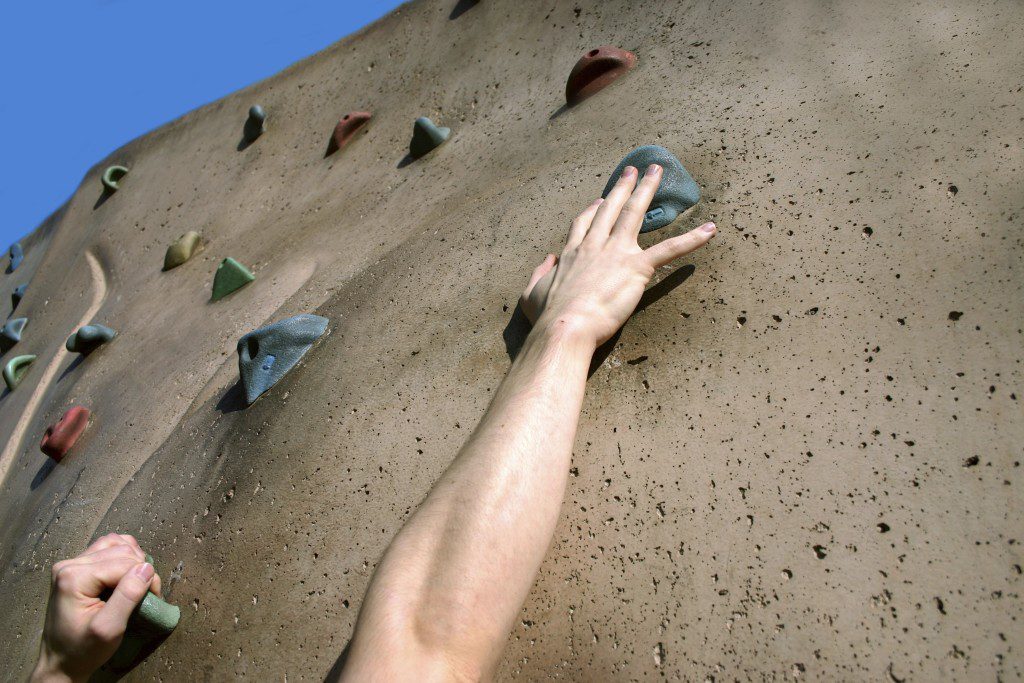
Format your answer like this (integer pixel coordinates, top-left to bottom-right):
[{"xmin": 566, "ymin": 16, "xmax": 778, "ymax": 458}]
[
  {"xmin": 244, "ymin": 105, "xmax": 266, "ymax": 143},
  {"xmin": 0, "ymin": 317, "xmax": 27, "ymax": 354},
  {"xmin": 11, "ymin": 284, "xmax": 27, "ymax": 311},
  {"xmin": 601, "ymin": 145, "xmax": 701, "ymax": 233},
  {"xmin": 102, "ymin": 165, "xmax": 129, "ymax": 192},
  {"xmin": 237, "ymin": 313, "xmax": 328, "ymax": 405},
  {"xmin": 409, "ymin": 117, "xmax": 450, "ymax": 159},
  {"xmin": 65, "ymin": 324, "xmax": 117, "ymax": 354},
  {"xmin": 8, "ymin": 243, "xmax": 23, "ymax": 273}
]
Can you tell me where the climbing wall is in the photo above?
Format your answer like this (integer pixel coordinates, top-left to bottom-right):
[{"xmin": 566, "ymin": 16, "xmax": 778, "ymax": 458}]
[{"xmin": 1, "ymin": 0, "xmax": 1022, "ymax": 679}]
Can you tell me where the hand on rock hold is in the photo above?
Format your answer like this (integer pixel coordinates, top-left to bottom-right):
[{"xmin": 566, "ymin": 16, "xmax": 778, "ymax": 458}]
[
  {"xmin": 519, "ymin": 164, "xmax": 716, "ymax": 349},
  {"xmin": 32, "ymin": 534, "xmax": 162, "ymax": 683}
]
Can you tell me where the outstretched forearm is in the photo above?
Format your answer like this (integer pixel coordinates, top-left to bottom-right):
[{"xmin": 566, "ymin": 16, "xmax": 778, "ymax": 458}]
[
  {"xmin": 342, "ymin": 317, "xmax": 593, "ymax": 681},
  {"xmin": 340, "ymin": 161, "xmax": 715, "ymax": 681}
]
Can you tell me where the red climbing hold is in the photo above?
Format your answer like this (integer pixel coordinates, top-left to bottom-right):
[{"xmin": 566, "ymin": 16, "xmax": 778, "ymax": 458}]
[
  {"xmin": 565, "ymin": 46, "xmax": 637, "ymax": 106},
  {"xmin": 327, "ymin": 111, "xmax": 372, "ymax": 156},
  {"xmin": 40, "ymin": 406, "xmax": 91, "ymax": 462}
]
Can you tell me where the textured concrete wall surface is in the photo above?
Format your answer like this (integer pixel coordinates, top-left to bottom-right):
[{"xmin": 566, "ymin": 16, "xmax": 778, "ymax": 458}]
[{"xmin": 0, "ymin": 0, "xmax": 1021, "ymax": 680}]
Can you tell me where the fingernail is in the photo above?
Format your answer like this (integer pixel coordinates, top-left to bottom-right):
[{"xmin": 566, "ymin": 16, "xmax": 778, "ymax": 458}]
[
  {"xmin": 701, "ymin": 222, "xmax": 717, "ymax": 233},
  {"xmin": 594, "ymin": 197, "xmax": 604, "ymax": 205},
  {"xmin": 646, "ymin": 164, "xmax": 662, "ymax": 176},
  {"xmin": 623, "ymin": 166, "xmax": 637, "ymax": 178},
  {"xmin": 136, "ymin": 562, "xmax": 154, "ymax": 580}
]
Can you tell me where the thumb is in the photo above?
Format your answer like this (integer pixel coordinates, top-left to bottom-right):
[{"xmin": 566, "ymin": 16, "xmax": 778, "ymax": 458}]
[
  {"xmin": 523, "ymin": 254, "xmax": 557, "ymax": 297},
  {"xmin": 90, "ymin": 562, "xmax": 155, "ymax": 643}
]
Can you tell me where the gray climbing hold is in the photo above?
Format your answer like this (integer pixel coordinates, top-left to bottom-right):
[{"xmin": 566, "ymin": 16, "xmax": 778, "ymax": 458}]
[
  {"xmin": 11, "ymin": 283, "xmax": 27, "ymax": 311},
  {"xmin": 601, "ymin": 145, "xmax": 701, "ymax": 233},
  {"xmin": 237, "ymin": 313, "xmax": 328, "ymax": 405},
  {"xmin": 409, "ymin": 117, "xmax": 450, "ymax": 159},
  {"xmin": 243, "ymin": 105, "xmax": 266, "ymax": 143},
  {"xmin": 102, "ymin": 165, "xmax": 129, "ymax": 192},
  {"xmin": 8, "ymin": 243, "xmax": 23, "ymax": 273},
  {"xmin": 0, "ymin": 318, "xmax": 27, "ymax": 354},
  {"xmin": 65, "ymin": 324, "xmax": 117, "ymax": 354}
]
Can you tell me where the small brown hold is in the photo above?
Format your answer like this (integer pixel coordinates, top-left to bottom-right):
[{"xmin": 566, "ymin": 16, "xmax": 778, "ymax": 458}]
[
  {"xmin": 565, "ymin": 46, "xmax": 637, "ymax": 106},
  {"xmin": 40, "ymin": 406, "xmax": 91, "ymax": 462},
  {"xmin": 326, "ymin": 111, "xmax": 372, "ymax": 156}
]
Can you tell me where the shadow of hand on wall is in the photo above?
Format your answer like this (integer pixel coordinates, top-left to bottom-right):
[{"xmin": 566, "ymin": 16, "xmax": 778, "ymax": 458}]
[{"xmin": 502, "ymin": 263, "xmax": 696, "ymax": 376}]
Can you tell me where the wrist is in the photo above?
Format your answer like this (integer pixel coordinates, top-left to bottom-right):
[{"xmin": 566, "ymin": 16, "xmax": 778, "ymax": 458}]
[
  {"xmin": 31, "ymin": 653, "xmax": 82, "ymax": 683},
  {"xmin": 529, "ymin": 313, "xmax": 597, "ymax": 356}
]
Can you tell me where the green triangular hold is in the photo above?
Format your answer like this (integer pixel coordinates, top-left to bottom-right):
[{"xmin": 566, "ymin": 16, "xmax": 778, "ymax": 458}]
[{"xmin": 211, "ymin": 257, "xmax": 255, "ymax": 301}]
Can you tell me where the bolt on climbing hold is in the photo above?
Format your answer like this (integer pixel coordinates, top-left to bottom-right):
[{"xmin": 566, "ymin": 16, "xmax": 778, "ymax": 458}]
[
  {"xmin": 7, "ymin": 242, "xmax": 24, "ymax": 273},
  {"xmin": 11, "ymin": 284, "xmax": 27, "ymax": 311},
  {"xmin": 3, "ymin": 354, "xmax": 36, "ymax": 391},
  {"xmin": 65, "ymin": 324, "xmax": 117, "ymax": 354},
  {"xmin": 565, "ymin": 46, "xmax": 637, "ymax": 106},
  {"xmin": 237, "ymin": 313, "xmax": 329, "ymax": 405},
  {"xmin": 40, "ymin": 406, "xmax": 91, "ymax": 462},
  {"xmin": 602, "ymin": 145, "xmax": 700, "ymax": 233},
  {"xmin": 409, "ymin": 117, "xmax": 451, "ymax": 159},
  {"xmin": 163, "ymin": 231, "xmax": 203, "ymax": 271},
  {"xmin": 0, "ymin": 317, "xmax": 28, "ymax": 354},
  {"xmin": 211, "ymin": 257, "xmax": 255, "ymax": 301},
  {"xmin": 102, "ymin": 165, "xmax": 129, "ymax": 192},
  {"xmin": 243, "ymin": 105, "xmax": 266, "ymax": 143},
  {"xmin": 327, "ymin": 111, "xmax": 372, "ymax": 156}
]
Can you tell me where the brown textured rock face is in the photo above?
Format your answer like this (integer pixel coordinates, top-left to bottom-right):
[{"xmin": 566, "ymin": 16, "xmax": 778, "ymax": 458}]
[{"xmin": 0, "ymin": 0, "xmax": 1021, "ymax": 680}]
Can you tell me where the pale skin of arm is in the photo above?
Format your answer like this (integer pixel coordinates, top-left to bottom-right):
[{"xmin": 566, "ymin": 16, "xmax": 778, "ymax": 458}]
[{"xmin": 341, "ymin": 164, "xmax": 716, "ymax": 681}]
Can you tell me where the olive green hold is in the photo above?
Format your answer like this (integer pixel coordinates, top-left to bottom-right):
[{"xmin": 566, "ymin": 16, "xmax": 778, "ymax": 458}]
[
  {"xmin": 3, "ymin": 354, "xmax": 36, "ymax": 391},
  {"xmin": 163, "ymin": 231, "xmax": 203, "ymax": 271},
  {"xmin": 104, "ymin": 557, "xmax": 181, "ymax": 673},
  {"xmin": 409, "ymin": 117, "xmax": 451, "ymax": 159},
  {"xmin": 135, "ymin": 591, "xmax": 181, "ymax": 633},
  {"xmin": 211, "ymin": 257, "xmax": 255, "ymax": 301},
  {"xmin": 102, "ymin": 165, "xmax": 129, "ymax": 192}
]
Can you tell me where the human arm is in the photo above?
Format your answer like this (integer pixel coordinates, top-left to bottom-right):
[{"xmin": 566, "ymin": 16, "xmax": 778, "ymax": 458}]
[
  {"xmin": 31, "ymin": 534, "xmax": 161, "ymax": 683},
  {"xmin": 340, "ymin": 164, "xmax": 716, "ymax": 681}
]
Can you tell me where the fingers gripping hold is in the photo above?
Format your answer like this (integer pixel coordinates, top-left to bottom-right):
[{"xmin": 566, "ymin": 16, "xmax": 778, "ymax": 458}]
[{"xmin": 612, "ymin": 164, "xmax": 662, "ymax": 240}]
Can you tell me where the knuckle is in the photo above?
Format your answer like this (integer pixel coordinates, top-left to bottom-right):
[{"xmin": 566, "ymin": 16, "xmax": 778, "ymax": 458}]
[
  {"xmin": 88, "ymin": 620, "xmax": 120, "ymax": 644},
  {"xmin": 55, "ymin": 567, "xmax": 79, "ymax": 592}
]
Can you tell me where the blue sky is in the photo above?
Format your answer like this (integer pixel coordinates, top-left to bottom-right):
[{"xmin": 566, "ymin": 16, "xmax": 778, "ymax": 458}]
[{"xmin": 0, "ymin": 0, "xmax": 405, "ymax": 249}]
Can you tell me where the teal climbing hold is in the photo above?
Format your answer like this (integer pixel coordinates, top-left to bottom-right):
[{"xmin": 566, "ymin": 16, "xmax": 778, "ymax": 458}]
[
  {"xmin": 102, "ymin": 165, "xmax": 129, "ymax": 192},
  {"xmin": 602, "ymin": 145, "xmax": 701, "ymax": 233},
  {"xmin": 11, "ymin": 284, "xmax": 27, "ymax": 311},
  {"xmin": 243, "ymin": 105, "xmax": 266, "ymax": 143},
  {"xmin": 211, "ymin": 257, "xmax": 255, "ymax": 301},
  {"xmin": 65, "ymin": 324, "xmax": 117, "ymax": 354},
  {"xmin": 237, "ymin": 313, "xmax": 328, "ymax": 405},
  {"xmin": 8, "ymin": 243, "xmax": 23, "ymax": 273},
  {"xmin": 3, "ymin": 354, "xmax": 36, "ymax": 391},
  {"xmin": 0, "ymin": 317, "xmax": 27, "ymax": 354},
  {"xmin": 409, "ymin": 117, "xmax": 450, "ymax": 159}
]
